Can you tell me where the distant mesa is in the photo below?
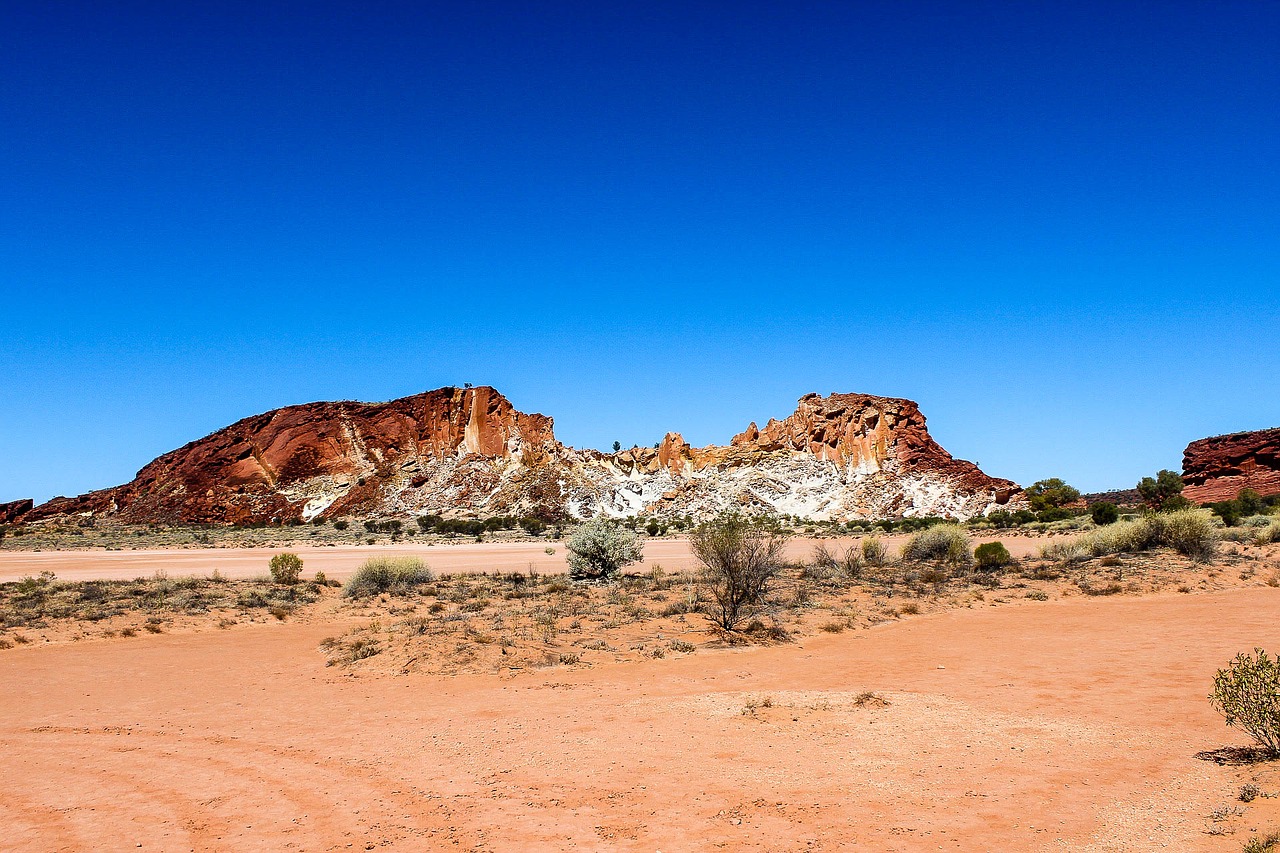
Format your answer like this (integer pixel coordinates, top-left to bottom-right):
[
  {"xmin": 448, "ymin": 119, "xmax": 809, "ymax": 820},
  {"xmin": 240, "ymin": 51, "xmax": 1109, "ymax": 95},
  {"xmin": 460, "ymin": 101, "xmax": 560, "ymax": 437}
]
[
  {"xmin": 1182, "ymin": 427, "xmax": 1280, "ymax": 504},
  {"xmin": 14, "ymin": 386, "xmax": 1024, "ymax": 525}
]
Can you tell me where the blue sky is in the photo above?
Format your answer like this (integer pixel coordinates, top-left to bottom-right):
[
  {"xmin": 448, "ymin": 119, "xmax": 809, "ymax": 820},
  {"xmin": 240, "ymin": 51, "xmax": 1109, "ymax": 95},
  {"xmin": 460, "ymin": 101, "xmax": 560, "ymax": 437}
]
[{"xmin": 2, "ymin": 1, "xmax": 1278, "ymax": 504}]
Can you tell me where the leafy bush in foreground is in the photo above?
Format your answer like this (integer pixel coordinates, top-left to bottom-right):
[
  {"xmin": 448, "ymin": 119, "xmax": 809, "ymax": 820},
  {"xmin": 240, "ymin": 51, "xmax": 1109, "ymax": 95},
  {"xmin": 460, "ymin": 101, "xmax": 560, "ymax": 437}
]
[
  {"xmin": 565, "ymin": 518, "xmax": 642, "ymax": 582},
  {"xmin": 1210, "ymin": 648, "xmax": 1280, "ymax": 756},
  {"xmin": 973, "ymin": 541, "xmax": 1012, "ymax": 570},
  {"xmin": 692, "ymin": 513, "xmax": 786, "ymax": 631},
  {"xmin": 268, "ymin": 552, "xmax": 303, "ymax": 585},
  {"xmin": 901, "ymin": 524, "xmax": 971, "ymax": 566},
  {"xmin": 342, "ymin": 557, "xmax": 434, "ymax": 599}
]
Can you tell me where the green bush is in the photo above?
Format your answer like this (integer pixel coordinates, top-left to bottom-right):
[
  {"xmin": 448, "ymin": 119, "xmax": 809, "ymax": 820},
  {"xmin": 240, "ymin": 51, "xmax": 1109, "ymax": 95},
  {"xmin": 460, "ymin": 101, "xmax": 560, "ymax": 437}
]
[
  {"xmin": 901, "ymin": 524, "xmax": 972, "ymax": 566},
  {"xmin": 565, "ymin": 518, "xmax": 643, "ymax": 582},
  {"xmin": 1090, "ymin": 502, "xmax": 1120, "ymax": 526},
  {"xmin": 342, "ymin": 557, "xmax": 434, "ymax": 599},
  {"xmin": 1040, "ymin": 509, "xmax": 1217, "ymax": 562},
  {"xmin": 973, "ymin": 541, "xmax": 1012, "ymax": 570},
  {"xmin": 1210, "ymin": 648, "xmax": 1280, "ymax": 756},
  {"xmin": 268, "ymin": 552, "xmax": 303, "ymax": 585}
]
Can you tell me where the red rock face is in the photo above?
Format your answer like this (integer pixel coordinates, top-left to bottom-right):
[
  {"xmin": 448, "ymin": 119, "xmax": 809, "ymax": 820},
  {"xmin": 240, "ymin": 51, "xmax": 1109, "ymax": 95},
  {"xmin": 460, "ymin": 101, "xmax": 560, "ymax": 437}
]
[
  {"xmin": 729, "ymin": 393, "xmax": 1020, "ymax": 500},
  {"xmin": 0, "ymin": 498, "xmax": 33, "ymax": 524},
  {"xmin": 25, "ymin": 387, "xmax": 1022, "ymax": 524},
  {"xmin": 1182, "ymin": 428, "xmax": 1280, "ymax": 504},
  {"xmin": 27, "ymin": 387, "xmax": 559, "ymax": 525}
]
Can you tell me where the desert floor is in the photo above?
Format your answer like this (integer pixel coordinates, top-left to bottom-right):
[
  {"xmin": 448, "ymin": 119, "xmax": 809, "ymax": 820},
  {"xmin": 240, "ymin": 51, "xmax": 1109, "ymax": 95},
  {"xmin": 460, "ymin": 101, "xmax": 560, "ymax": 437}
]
[
  {"xmin": 0, "ymin": 535, "xmax": 1051, "ymax": 584},
  {"xmin": 1, "ymin": 537, "xmax": 1278, "ymax": 852}
]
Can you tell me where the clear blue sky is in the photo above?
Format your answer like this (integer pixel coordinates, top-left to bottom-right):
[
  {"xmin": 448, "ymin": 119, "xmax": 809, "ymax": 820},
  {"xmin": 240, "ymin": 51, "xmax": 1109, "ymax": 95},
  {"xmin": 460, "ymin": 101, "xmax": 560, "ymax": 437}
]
[{"xmin": 3, "ymin": 1, "xmax": 1278, "ymax": 504}]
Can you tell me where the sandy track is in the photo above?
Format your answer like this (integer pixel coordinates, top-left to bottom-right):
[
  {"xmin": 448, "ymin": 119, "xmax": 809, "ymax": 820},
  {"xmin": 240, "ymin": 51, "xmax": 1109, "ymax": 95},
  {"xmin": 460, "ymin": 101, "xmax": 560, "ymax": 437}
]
[
  {"xmin": 0, "ymin": 534, "xmax": 1050, "ymax": 583},
  {"xmin": 2, "ymin": 587, "xmax": 1275, "ymax": 851}
]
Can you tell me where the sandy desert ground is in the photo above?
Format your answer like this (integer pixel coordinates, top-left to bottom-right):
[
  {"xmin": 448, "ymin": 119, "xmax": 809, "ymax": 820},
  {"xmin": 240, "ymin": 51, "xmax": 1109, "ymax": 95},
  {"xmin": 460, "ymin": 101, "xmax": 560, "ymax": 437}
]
[
  {"xmin": 2, "ymin": 540, "xmax": 1278, "ymax": 852},
  {"xmin": 0, "ymin": 535, "xmax": 1050, "ymax": 584}
]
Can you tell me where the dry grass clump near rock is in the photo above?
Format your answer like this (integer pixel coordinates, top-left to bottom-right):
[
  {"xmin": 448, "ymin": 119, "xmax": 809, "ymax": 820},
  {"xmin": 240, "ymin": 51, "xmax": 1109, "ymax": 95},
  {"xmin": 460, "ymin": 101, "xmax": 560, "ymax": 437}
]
[
  {"xmin": 342, "ymin": 557, "xmax": 435, "ymax": 599},
  {"xmin": 1041, "ymin": 509, "xmax": 1219, "ymax": 562},
  {"xmin": 900, "ymin": 524, "xmax": 972, "ymax": 566}
]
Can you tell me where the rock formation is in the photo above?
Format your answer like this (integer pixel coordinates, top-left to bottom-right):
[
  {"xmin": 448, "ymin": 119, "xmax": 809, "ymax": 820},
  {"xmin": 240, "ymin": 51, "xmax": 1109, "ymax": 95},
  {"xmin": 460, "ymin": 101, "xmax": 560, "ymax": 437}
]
[
  {"xmin": 0, "ymin": 498, "xmax": 33, "ymax": 525},
  {"xmin": 1182, "ymin": 427, "xmax": 1280, "ymax": 504},
  {"xmin": 23, "ymin": 387, "xmax": 1023, "ymax": 525}
]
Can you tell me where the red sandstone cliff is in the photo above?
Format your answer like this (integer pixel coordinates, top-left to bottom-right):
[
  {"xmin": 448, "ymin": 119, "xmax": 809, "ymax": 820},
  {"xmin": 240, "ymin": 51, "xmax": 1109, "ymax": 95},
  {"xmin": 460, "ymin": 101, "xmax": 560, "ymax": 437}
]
[
  {"xmin": 28, "ymin": 387, "xmax": 560, "ymax": 525},
  {"xmin": 1182, "ymin": 427, "xmax": 1280, "ymax": 504},
  {"xmin": 22, "ymin": 387, "xmax": 1022, "ymax": 524},
  {"xmin": 0, "ymin": 499, "xmax": 33, "ymax": 525}
]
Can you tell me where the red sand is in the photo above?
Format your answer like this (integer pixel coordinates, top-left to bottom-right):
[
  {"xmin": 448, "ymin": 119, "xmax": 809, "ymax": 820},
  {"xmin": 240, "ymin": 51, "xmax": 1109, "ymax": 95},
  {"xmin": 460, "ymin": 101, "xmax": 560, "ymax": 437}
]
[{"xmin": 2, "ymin": 584, "xmax": 1276, "ymax": 851}]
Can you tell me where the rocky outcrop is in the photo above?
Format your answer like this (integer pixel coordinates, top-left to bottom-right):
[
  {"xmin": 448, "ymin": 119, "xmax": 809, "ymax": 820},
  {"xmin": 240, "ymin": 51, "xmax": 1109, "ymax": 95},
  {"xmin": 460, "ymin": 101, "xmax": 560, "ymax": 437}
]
[
  {"xmin": 25, "ymin": 387, "xmax": 1023, "ymax": 525},
  {"xmin": 0, "ymin": 498, "xmax": 33, "ymax": 524},
  {"xmin": 1182, "ymin": 428, "xmax": 1280, "ymax": 504}
]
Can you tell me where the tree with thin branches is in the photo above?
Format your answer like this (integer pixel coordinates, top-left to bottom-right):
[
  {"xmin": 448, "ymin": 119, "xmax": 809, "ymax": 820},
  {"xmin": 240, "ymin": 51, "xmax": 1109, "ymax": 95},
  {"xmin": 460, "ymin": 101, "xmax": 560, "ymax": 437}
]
[{"xmin": 691, "ymin": 513, "xmax": 786, "ymax": 631}]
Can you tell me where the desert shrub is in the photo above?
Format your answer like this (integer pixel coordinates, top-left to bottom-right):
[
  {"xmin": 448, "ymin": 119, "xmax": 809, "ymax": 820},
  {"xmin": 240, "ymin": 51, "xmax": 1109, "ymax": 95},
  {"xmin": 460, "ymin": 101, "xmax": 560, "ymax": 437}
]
[
  {"xmin": 974, "ymin": 541, "xmax": 1012, "ymax": 570},
  {"xmin": 861, "ymin": 536, "xmax": 887, "ymax": 567},
  {"xmin": 901, "ymin": 525, "xmax": 972, "ymax": 566},
  {"xmin": 1243, "ymin": 832, "xmax": 1280, "ymax": 853},
  {"xmin": 1258, "ymin": 520, "xmax": 1280, "ymax": 546},
  {"xmin": 1210, "ymin": 500, "xmax": 1244, "ymax": 527},
  {"xmin": 1042, "ymin": 510, "xmax": 1217, "ymax": 561},
  {"xmin": 810, "ymin": 543, "xmax": 863, "ymax": 579},
  {"xmin": 1210, "ymin": 648, "xmax": 1280, "ymax": 756},
  {"xmin": 333, "ymin": 520, "xmax": 349, "ymax": 531},
  {"xmin": 565, "ymin": 518, "xmax": 642, "ymax": 582},
  {"xmin": 1039, "ymin": 538, "xmax": 1088, "ymax": 562},
  {"xmin": 1238, "ymin": 488, "xmax": 1267, "ymax": 517},
  {"xmin": 342, "ymin": 557, "xmax": 434, "ymax": 599},
  {"xmin": 1150, "ymin": 509, "xmax": 1219, "ymax": 561},
  {"xmin": 268, "ymin": 552, "xmax": 303, "ymax": 585},
  {"xmin": 1091, "ymin": 502, "xmax": 1120, "ymax": 526},
  {"xmin": 692, "ymin": 513, "xmax": 785, "ymax": 631}
]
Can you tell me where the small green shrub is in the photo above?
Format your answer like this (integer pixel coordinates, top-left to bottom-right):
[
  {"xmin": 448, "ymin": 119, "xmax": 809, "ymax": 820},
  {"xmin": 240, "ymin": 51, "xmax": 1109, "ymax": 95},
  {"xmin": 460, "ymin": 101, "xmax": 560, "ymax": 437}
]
[
  {"xmin": 565, "ymin": 518, "xmax": 643, "ymax": 582},
  {"xmin": 973, "ymin": 541, "xmax": 1012, "ymax": 570},
  {"xmin": 1210, "ymin": 648, "xmax": 1280, "ymax": 756},
  {"xmin": 1090, "ymin": 502, "xmax": 1120, "ymax": 526},
  {"xmin": 268, "ymin": 552, "xmax": 303, "ymax": 585},
  {"xmin": 901, "ymin": 525, "xmax": 972, "ymax": 566},
  {"xmin": 342, "ymin": 557, "xmax": 435, "ymax": 599}
]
